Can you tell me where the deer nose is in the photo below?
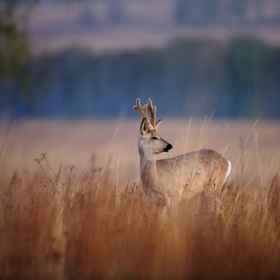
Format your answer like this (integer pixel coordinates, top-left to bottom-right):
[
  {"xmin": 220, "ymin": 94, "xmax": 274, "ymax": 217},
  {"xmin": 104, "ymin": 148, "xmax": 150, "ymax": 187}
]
[{"xmin": 164, "ymin": 143, "xmax": 173, "ymax": 152}]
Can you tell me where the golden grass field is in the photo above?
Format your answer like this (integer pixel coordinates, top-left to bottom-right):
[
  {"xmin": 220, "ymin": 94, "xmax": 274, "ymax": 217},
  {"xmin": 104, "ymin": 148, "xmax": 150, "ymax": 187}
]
[{"xmin": 0, "ymin": 118, "xmax": 280, "ymax": 279}]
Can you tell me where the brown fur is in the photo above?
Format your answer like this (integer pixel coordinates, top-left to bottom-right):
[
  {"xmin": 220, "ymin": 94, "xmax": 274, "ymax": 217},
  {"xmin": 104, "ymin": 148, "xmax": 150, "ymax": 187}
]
[{"xmin": 134, "ymin": 98, "xmax": 231, "ymax": 209}]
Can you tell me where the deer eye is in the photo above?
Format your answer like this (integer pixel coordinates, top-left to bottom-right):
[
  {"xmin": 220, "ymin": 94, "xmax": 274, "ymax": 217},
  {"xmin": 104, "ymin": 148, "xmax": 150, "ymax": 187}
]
[{"xmin": 151, "ymin": 136, "xmax": 158, "ymax": 141}]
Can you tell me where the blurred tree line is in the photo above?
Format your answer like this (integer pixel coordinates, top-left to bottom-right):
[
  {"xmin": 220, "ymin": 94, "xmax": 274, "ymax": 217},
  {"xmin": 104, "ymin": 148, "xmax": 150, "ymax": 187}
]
[
  {"xmin": 1, "ymin": 0, "xmax": 280, "ymax": 120},
  {"xmin": 0, "ymin": 0, "xmax": 37, "ymax": 120},
  {"xmin": 1, "ymin": 37, "xmax": 280, "ymax": 119},
  {"xmin": 174, "ymin": 0, "xmax": 280, "ymax": 24}
]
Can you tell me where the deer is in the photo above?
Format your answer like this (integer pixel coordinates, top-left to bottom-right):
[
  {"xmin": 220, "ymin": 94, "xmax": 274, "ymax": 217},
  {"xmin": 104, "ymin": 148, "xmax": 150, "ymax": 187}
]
[{"xmin": 134, "ymin": 98, "xmax": 231, "ymax": 213}]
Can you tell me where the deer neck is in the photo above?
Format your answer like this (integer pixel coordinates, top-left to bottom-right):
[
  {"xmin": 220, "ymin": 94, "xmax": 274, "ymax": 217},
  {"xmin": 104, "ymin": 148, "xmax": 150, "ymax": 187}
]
[{"xmin": 139, "ymin": 150, "xmax": 158, "ymax": 189}]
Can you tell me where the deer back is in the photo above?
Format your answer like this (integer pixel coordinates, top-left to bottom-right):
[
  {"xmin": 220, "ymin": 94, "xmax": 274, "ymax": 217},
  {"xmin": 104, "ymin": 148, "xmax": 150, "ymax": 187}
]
[{"xmin": 156, "ymin": 149, "xmax": 230, "ymax": 200}]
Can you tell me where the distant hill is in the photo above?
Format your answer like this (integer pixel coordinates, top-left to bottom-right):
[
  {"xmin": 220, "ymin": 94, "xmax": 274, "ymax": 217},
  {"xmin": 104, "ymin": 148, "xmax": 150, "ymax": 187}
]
[{"xmin": 28, "ymin": 1, "xmax": 280, "ymax": 55}]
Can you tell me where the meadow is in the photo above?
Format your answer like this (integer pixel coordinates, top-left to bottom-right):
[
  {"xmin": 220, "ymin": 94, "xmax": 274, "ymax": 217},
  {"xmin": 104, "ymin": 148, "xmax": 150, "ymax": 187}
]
[{"xmin": 0, "ymin": 118, "xmax": 280, "ymax": 279}]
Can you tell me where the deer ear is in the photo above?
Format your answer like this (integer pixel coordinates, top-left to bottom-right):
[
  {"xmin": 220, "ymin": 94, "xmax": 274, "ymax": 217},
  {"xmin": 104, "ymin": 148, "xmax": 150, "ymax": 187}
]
[
  {"xmin": 155, "ymin": 119, "xmax": 162, "ymax": 130},
  {"xmin": 140, "ymin": 119, "xmax": 149, "ymax": 135}
]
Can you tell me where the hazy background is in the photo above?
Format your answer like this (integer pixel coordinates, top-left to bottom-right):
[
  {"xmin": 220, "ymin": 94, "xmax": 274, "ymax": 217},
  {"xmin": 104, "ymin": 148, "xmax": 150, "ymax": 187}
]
[{"xmin": 1, "ymin": 0, "xmax": 280, "ymax": 120}]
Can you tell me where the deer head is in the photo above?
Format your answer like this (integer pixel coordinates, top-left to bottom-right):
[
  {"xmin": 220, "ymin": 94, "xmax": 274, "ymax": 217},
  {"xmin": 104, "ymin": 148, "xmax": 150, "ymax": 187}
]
[{"xmin": 134, "ymin": 98, "xmax": 173, "ymax": 155}]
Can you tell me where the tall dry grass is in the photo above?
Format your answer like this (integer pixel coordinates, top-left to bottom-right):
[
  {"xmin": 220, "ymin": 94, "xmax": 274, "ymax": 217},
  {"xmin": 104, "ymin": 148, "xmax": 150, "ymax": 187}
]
[{"xmin": 0, "ymin": 119, "xmax": 280, "ymax": 279}]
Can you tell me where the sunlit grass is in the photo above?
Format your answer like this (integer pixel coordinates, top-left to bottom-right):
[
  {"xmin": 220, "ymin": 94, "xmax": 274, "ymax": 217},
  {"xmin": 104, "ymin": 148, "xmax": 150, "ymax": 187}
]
[{"xmin": 0, "ymin": 119, "xmax": 279, "ymax": 279}]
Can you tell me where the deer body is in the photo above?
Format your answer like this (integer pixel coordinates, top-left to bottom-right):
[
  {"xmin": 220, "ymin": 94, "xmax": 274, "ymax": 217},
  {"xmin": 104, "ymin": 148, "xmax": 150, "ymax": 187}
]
[
  {"xmin": 140, "ymin": 148, "xmax": 230, "ymax": 203},
  {"xmin": 134, "ymin": 98, "xmax": 231, "ymax": 208}
]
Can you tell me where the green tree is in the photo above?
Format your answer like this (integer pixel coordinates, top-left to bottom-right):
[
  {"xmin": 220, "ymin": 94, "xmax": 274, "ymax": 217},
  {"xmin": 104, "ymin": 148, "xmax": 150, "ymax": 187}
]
[{"xmin": 0, "ymin": 0, "xmax": 37, "ymax": 120}]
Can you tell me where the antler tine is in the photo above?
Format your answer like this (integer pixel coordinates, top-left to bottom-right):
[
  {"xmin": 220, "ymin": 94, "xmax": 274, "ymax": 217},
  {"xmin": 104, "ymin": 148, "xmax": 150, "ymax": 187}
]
[
  {"xmin": 134, "ymin": 98, "xmax": 155, "ymax": 131},
  {"xmin": 147, "ymin": 98, "xmax": 157, "ymax": 127},
  {"xmin": 133, "ymin": 98, "xmax": 147, "ymax": 118}
]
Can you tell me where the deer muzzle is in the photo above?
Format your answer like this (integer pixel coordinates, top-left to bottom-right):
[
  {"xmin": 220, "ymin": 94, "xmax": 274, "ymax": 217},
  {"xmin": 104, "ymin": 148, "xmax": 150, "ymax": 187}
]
[{"xmin": 164, "ymin": 143, "xmax": 173, "ymax": 152}]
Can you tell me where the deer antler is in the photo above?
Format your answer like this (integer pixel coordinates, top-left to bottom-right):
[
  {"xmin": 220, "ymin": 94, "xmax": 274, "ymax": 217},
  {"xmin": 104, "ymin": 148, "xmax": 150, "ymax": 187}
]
[
  {"xmin": 147, "ymin": 99, "xmax": 157, "ymax": 127},
  {"xmin": 134, "ymin": 98, "xmax": 155, "ymax": 131}
]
